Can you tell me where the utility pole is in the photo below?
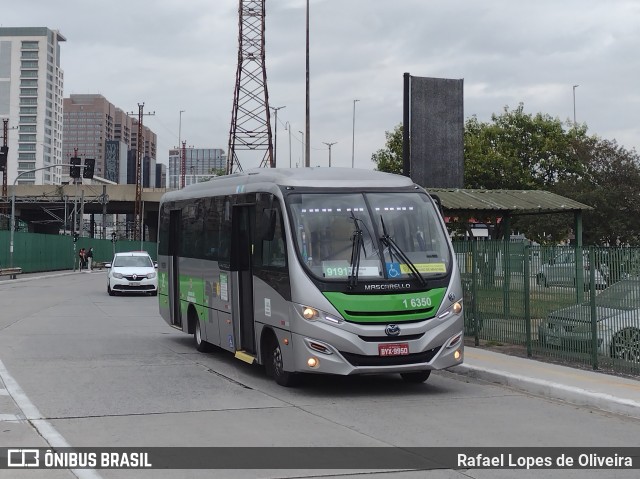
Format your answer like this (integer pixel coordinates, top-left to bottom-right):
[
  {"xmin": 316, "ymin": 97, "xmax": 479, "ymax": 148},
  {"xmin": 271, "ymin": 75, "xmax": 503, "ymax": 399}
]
[
  {"xmin": 270, "ymin": 106, "xmax": 286, "ymax": 168},
  {"xmin": 128, "ymin": 103, "xmax": 155, "ymax": 241},
  {"xmin": 1, "ymin": 119, "xmax": 9, "ymax": 226},
  {"xmin": 305, "ymin": 0, "xmax": 311, "ymax": 167},
  {"xmin": 323, "ymin": 142, "xmax": 337, "ymax": 167}
]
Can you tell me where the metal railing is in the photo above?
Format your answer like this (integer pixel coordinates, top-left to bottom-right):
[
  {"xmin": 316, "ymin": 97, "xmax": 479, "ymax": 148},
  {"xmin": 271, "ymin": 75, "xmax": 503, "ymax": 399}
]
[{"xmin": 454, "ymin": 241, "xmax": 640, "ymax": 376}]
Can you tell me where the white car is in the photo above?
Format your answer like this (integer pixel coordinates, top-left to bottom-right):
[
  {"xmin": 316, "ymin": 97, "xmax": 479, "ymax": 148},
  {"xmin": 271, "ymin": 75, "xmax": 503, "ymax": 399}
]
[
  {"xmin": 536, "ymin": 251, "xmax": 607, "ymax": 289},
  {"xmin": 538, "ymin": 278, "xmax": 640, "ymax": 362},
  {"xmin": 106, "ymin": 251, "xmax": 158, "ymax": 296}
]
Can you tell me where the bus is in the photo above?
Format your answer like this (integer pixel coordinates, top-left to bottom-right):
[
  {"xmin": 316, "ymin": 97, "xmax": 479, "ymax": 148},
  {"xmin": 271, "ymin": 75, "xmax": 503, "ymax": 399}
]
[{"xmin": 157, "ymin": 168, "xmax": 464, "ymax": 386}]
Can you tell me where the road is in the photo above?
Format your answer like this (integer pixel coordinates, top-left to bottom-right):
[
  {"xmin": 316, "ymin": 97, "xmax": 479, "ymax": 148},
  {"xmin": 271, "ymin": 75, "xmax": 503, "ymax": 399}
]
[{"xmin": 0, "ymin": 272, "xmax": 638, "ymax": 478}]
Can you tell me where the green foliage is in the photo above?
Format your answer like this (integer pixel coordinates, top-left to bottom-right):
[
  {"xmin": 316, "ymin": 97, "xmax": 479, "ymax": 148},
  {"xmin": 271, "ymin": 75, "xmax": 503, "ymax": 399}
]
[
  {"xmin": 371, "ymin": 124, "xmax": 403, "ymax": 173},
  {"xmin": 374, "ymin": 104, "xmax": 640, "ymax": 245},
  {"xmin": 464, "ymin": 104, "xmax": 586, "ymax": 190}
]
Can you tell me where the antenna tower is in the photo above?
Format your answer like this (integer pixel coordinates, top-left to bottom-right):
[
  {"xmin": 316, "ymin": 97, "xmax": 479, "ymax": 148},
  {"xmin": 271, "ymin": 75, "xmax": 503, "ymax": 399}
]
[{"xmin": 227, "ymin": 0, "xmax": 273, "ymax": 174}]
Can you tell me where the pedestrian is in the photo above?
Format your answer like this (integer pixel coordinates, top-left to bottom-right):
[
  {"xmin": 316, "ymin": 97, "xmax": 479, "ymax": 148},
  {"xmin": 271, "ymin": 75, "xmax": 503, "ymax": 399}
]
[
  {"xmin": 79, "ymin": 248, "xmax": 86, "ymax": 271},
  {"xmin": 87, "ymin": 247, "xmax": 94, "ymax": 271}
]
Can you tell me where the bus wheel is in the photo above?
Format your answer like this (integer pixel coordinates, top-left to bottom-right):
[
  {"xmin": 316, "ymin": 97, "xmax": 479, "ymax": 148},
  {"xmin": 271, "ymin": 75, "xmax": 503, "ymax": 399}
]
[
  {"xmin": 266, "ymin": 335, "xmax": 297, "ymax": 387},
  {"xmin": 194, "ymin": 319, "xmax": 212, "ymax": 353},
  {"xmin": 400, "ymin": 371, "xmax": 431, "ymax": 383}
]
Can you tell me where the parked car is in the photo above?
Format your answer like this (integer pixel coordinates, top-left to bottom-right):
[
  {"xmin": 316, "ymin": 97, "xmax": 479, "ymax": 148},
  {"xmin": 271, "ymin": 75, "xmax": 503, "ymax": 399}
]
[
  {"xmin": 538, "ymin": 278, "xmax": 640, "ymax": 362},
  {"xmin": 106, "ymin": 251, "xmax": 157, "ymax": 296},
  {"xmin": 536, "ymin": 251, "xmax": 607, "ymax": 289}
]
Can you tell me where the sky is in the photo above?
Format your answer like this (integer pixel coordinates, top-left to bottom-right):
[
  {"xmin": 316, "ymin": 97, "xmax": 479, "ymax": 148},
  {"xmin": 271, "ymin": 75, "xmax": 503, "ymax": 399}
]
[{"xmin": 3, "ymin": 0, "xmax": 640, "ymax": 171}]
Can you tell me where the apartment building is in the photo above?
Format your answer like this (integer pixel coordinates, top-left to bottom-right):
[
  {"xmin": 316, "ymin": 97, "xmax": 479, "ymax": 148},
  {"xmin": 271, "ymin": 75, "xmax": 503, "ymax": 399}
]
[
  {"xmin": 63, "ymin": 93, "xmax": 157, "ymax": 185},
  {"xmin": 0, "ymin": 27, "xmax": 66, "ymax": 185},
  {"xmin": 168, "ymin": 147, "xmax": 226, "ymax": 188}
]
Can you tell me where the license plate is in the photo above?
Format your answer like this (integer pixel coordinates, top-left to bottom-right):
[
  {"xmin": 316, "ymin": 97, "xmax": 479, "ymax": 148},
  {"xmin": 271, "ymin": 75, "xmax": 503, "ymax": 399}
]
[
  {"xmin": 128, "ymin": 282, "xmax": 139, "ymax": 286},
  {"xmin": 378, "ymin": 343, "xmax": 409, "ymax": 356}
]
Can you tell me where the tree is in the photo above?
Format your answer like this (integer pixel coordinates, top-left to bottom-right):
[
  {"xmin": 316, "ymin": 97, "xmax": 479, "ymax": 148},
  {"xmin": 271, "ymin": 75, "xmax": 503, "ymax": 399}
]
[
  {"xmin": 464, "ymin": 104, "xmax": 586, "ymax": 190},
  {"xmin": 371, "ymin": 124, "xmax": 403, "ymax": 173}
]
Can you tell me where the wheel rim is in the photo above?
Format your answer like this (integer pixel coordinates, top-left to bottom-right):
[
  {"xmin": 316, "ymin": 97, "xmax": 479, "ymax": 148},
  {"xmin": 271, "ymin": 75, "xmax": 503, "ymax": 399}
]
[
  {"xmin": 195, "ymin": 321, "xmax": 202, "ymax": 346},
  {"xmin": 612, "ymin": 328, "xmax": 640, "ymax": 362},
  {"xmin": 272, "ymin": 342, "xmax": 284, "ymax": 377}
]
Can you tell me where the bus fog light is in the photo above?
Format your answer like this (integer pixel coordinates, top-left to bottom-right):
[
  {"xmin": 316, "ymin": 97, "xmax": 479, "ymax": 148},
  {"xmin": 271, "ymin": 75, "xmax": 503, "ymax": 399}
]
[
  {"xmin": 454, "ymin": 350, "xmax": 461, "ymax": 360},
  {"xmin": 452, "ymin": 301, "xmax": 462, "ymax": 314},
  {"xmin": 307, "ymin": 357, "xmax": 319, "ymax": 368}
]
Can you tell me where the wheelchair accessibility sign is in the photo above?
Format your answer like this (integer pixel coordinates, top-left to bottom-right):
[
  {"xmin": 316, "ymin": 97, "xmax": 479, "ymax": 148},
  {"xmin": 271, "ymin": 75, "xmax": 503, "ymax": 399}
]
[{"xmin": 385, "ymin": 262, "xmax": 401, "ymax": 278}]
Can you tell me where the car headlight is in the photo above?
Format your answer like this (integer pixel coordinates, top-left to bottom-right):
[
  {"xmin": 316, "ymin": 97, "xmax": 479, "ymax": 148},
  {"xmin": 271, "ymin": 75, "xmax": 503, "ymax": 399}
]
[
  {"xmin": 147, "ymin": 272, "xmax": 157, "ymax": 279},
  {"xmin": 438, "ymin": 300, "xmax": 463, "ymax": 319},
  {"xmin": 113, "ymin": 272, "xmax": 124, "ymax": 279},
  {"xmin": 295, "ymin": 303, "xmax": 343, "ymax": 325}
]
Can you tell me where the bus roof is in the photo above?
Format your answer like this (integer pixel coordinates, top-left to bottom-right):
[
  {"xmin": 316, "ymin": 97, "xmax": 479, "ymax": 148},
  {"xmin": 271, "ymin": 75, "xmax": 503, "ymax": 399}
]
[{"xmin": 162, "ymin": 167, "xmax": 417, "ymax": 203}]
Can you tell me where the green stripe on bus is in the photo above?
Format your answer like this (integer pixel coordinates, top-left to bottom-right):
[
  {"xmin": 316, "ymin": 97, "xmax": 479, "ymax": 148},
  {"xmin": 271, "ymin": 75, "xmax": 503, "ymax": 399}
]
[{"xmin": 323, "ymin": 288, "xmax": 447, "ymax": 323}]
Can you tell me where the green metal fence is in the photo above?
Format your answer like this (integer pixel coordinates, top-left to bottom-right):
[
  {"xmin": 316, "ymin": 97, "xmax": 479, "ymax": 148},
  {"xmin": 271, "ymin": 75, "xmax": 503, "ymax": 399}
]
[
  {"xmin": 0, "ymin": 231, "xmax": 157, "ymax": 273},
  {"xmin": 454, "ymin": 241, "xmax": 640, "ymax": 376}
]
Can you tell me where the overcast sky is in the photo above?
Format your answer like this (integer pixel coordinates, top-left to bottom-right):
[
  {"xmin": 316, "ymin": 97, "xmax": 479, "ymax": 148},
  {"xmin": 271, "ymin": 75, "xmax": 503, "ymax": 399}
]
[{"xmin": 4, "ymin": 0, "xmax": 640, "ymax": 170}]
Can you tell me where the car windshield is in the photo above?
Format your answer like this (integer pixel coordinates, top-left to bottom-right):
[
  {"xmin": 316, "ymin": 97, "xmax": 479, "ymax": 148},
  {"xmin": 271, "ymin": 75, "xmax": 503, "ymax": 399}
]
[
  {"xmin": 596, "ymin": 280, "xmax": 640, "ymax": 310},
  {"xmin": 113, "ymin": 255, "xmax": 153, "ymax": 268},
  {"xmin": 287, "ymin": 191, "xmax": 451, "ymax": 282}
]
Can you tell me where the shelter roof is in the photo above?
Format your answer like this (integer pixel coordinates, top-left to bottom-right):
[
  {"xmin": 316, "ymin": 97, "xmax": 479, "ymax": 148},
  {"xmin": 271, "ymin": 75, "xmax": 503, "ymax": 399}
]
[{"xmin": 426, "ymin": 189, "xmax": 592, "ymax": 215}]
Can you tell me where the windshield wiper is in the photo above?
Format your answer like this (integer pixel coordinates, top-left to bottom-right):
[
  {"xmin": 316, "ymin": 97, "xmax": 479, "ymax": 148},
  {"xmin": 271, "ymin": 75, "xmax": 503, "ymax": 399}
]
[
  {"xmin": 380, "ymin": 216, "xmax": 426, "ymax": 286},
  {"xmin": 348, "ymin": 212, "xmax": 366, "ymax": 290}
]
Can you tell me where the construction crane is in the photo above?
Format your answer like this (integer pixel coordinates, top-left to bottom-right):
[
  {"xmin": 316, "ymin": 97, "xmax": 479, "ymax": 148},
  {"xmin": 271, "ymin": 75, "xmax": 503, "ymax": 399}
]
[{"xmin": 227, "ymin": 0, "xmax": 273, "ymax": 174}]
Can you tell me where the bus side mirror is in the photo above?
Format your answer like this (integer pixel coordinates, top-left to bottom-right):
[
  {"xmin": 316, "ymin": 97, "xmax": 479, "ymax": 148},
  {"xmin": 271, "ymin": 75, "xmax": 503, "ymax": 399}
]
[{"xmin": 261, "ymin": 209, "xmax": 276, "ymax": 241}]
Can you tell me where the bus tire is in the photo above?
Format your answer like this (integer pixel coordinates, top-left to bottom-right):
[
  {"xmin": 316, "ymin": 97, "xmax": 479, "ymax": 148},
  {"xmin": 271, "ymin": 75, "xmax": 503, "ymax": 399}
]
[
  {"xmin": 194, "ymin": 318, "xmax": 212, "ymax": 353},
  {"xmin": 400, "ymin": 370, "xmax": 431, "ymax": 383},
  {"xmin": 265, "ymin": 335, "xmax": 297, "ymax": 387}
]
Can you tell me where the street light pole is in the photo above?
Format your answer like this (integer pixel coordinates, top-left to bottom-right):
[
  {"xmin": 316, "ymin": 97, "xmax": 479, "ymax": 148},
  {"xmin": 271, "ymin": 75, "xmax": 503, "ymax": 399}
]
[
  {"xmin": 352, "ymin": 99, "xmax": 360, "ymax": 168},
  {"xmin": 179, "ymin": 110, "xmax": 185, "ymax": 146},
  {"xmin": 323, "ymin": 142, "xmax": 337, "ymax": 167},
  {"xmin": 285, "ymin": 122, "xmax": 292, "ymax": 168},
  {"xmin": 305, "ymin": 0, "xmax": 311, "ymax": 167},
  {"xmin": 270, "ymin": 106, "xmax": 286, "ymax": 168},
  {"xmin": 299, "ymin": 131, "xmax": 304, "ymax": 168},
  {"xmin": 572, "ymin": 85, "xmax": 579, "ymax": 126}
]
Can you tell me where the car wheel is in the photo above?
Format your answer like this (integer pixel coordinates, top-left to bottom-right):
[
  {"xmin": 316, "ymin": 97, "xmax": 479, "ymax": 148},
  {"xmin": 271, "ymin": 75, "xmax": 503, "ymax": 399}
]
[
  {"xmin": 107, "ymin": 283, "xmax": 115, "ymax": 296},
  {"xmin": 265, "ymin": 334, "xmax": 297, "ymax": 387},
  {"xmin": 194, "ymin": 319, "xmax": 212, "ymax": 353},
  {"xmin": 400, "ymin": 371, "xmax": 431, "ymax": 383},
  {"xmin": 610, "ymin": 327, "xmax": 640, "ymax": 363}
]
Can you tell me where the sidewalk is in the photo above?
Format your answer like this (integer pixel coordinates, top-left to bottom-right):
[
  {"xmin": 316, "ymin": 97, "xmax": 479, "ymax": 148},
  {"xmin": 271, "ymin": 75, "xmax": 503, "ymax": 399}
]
[
  {"xmin": 0, "ymin": 268, "xmax": 102, "ymax": 283},
  {"xmin": 453, "ymin": 346, "xmax": 640, "ymax": 419}
]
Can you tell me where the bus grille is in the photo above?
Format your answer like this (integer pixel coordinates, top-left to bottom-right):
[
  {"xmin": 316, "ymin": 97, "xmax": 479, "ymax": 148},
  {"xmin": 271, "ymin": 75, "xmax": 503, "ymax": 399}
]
[
  {"xmin": 339, "ymin": 347, "xmax": 441, "ymax": 367},
  {"xmin": 358, "ymin": 333, "xmax": 424, "ymax": 343}
]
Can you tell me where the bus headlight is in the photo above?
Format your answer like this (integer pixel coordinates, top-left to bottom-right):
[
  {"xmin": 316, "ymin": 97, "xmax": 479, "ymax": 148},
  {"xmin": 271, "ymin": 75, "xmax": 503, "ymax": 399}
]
[
  {"xmin": 295, "ymin": 304, "xmax": 343, "ymax": 325},
  {"xmin": 438, "ymin": 300, "xmax": 463, "ymax": 319}
]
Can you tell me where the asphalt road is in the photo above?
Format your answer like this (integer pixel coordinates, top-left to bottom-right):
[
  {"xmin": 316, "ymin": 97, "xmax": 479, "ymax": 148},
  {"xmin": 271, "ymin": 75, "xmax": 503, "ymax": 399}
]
[{"xmin": 0, "ymin": 272, "xmax": 639, "ymax": 478}]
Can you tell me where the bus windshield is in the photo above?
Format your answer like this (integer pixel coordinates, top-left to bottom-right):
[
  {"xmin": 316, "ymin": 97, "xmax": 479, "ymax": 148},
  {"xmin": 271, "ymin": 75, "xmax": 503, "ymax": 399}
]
[{"xmin": 287, "ymin": 191, "xmax": 451, "ymax": 281}]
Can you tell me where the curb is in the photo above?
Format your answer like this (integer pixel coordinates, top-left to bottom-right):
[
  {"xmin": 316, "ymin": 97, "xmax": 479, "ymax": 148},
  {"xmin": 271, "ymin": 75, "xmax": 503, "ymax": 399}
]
[
  {"xmin": 452, "ymin": 364, "xmax": 640, "ymax": 419},
  {"xmin": 0, "ymin": 270, "xmax": 103, "ymax": 285}
]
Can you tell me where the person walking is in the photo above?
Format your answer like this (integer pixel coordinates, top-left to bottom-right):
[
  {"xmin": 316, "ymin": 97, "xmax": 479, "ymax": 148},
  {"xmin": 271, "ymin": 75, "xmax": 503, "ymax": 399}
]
[
  {"xmin": 87, "ymin": 247, "xmax": 94, "ymax": 271},
  {"xmin": 78, "ymin": 248, "xmax": 86, "ymax": 271}
]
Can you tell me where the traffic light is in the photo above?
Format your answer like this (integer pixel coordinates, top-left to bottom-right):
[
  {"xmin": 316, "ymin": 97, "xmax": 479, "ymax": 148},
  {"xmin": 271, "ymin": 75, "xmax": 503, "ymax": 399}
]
[
  {"xmin": 83, "ymin": 158, "xmax": 95, "ymax": 179},
  {"xmin": 70, "ymin": 157, "xmax": 81, "ymax": 179},
  {"xmin": 73, "ymin": 232, "xmax": 79, "ymax": 243},
  {"xmin": 0, "ymin": 145, "xmax": 8, "ymax": 171}
]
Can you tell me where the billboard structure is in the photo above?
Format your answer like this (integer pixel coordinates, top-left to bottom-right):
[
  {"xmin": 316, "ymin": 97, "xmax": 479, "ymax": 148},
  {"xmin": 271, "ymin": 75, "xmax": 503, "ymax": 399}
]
[{"xmin": 403, "ymin": 74, "xmax": 464, "ymax": 188}]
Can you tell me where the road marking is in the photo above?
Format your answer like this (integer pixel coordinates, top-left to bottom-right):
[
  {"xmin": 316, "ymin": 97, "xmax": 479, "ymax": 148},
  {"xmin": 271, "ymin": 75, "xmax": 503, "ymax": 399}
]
[
  {"xmin": 0, "ymin": 359, "xmax": 103, "ymax": 479},
  {"xmin": 0, "ymin": 413, "xmax": 22, "ymax": 422}
]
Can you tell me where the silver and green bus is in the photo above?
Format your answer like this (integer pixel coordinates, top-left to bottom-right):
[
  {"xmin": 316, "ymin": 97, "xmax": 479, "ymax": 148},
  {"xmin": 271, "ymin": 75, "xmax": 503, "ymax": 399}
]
[{"xmin": 157, "ymin": 168, "xmax": 464, "ymax": 386}]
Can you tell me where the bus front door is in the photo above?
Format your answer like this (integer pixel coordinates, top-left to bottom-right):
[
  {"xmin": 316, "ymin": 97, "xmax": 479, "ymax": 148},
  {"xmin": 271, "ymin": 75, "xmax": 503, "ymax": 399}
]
[
  {"xmin": 231, "ymin": 204, "xmax": 256, "ymax": 354},
  {"xmin": 168, "ymin": 209, "xmax": 182, "ymax": 328}
]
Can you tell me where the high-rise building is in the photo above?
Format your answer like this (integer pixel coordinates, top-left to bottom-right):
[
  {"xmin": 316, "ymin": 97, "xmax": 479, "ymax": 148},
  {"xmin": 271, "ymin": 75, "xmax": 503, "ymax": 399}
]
[
  {"xmin": 62, "ymin": 93, "xmax": 157, "ymax": 185},
  {"xmin": 0, "ymin": 27, "xmax": 66, "ymax": 185},
  {"xmin": 168, "ymin": 148, "xmax": 226, "ymax": 188}
]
